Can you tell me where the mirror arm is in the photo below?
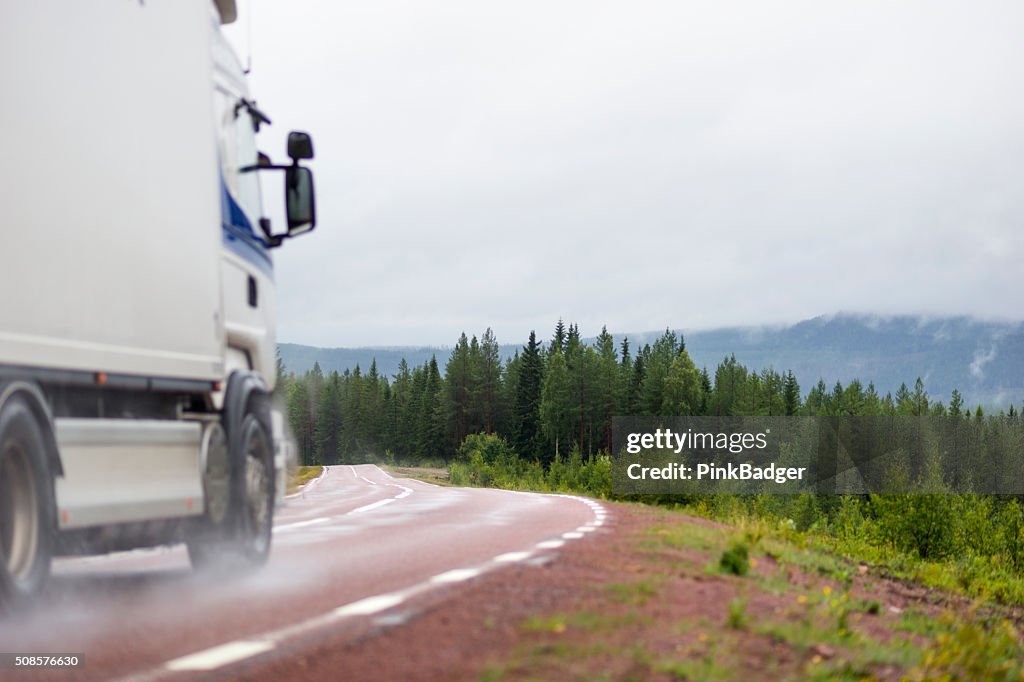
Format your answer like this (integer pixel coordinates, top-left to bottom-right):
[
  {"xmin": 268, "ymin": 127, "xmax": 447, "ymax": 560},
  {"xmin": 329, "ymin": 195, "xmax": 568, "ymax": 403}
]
[
  {"xmin": 239, "ymin": 163, "xmax": 294, "ymax": 174},
  {"xmin": 233, "ymin": 98, "xmax": 272, "ymax": 131},
  {"xmin": 256, "ymin": 217, "xmax": 284, "ymax": 249}
]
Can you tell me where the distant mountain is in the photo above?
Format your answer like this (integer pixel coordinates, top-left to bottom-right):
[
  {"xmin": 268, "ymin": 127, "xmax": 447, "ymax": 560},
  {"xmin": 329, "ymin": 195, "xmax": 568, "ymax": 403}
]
[
  {"xmin": 277, "ymin": 344, "xmax": 447, "ymax": 381},
  {"xmin": 278, "ymin": 314, "xmax": 1024, "ymax": 408}
]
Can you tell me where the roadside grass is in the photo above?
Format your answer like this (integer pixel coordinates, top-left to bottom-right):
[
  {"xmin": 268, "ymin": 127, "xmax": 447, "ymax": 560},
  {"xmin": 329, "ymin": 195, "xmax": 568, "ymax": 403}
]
[
  {"xmin": 285, "ymin": 465, "xmax": 322, "ymax": 494},
  {"xmin": 522, "ymin": 610, "xmax": 649, "ymax": 635},
  {"xmin": 604, "ymin": 578, "xmax": 662, "ymax": 605},
  {"xmin": 382, "ymin": 465, "xmax": 453, "ymax": 487}
]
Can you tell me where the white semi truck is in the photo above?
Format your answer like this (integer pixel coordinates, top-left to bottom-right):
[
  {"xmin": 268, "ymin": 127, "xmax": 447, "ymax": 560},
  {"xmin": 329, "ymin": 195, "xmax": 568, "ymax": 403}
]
[{"xmin": 0, "ymin": 0, "xmax": 316, "ymax": 609}]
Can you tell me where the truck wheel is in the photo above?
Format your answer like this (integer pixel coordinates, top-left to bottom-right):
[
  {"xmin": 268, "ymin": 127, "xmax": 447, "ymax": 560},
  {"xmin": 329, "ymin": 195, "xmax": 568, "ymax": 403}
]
[
  {"xmin": 0, "ymin": 396, "xmax": 54, "ymax": 611},
  {"xmin": 233, "ymin": 412, "xmax": 273, "ymax": 565},
  {"xmin": 188, "ymin": 410, "xmax": 273, "ymax": 570}
]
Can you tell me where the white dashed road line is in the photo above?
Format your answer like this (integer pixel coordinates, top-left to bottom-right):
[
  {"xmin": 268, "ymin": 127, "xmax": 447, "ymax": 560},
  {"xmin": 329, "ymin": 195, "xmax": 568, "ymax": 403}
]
[
  {"xmin": 430, "ymin": 568, "xmax": 482, "ymax": 584},
  {"xmin": 350, "ymin": 498, "xmax": 396, "ymax": 514},
  {"xmin": 165, "ymin": 641, "xmax": 275, "ymax": 672},
  {"xmin": 274, "ymin": 517, "xmax": 331, "ymax": 533},
  {"xmin": 493, "ymin": 551, "xmax": 532, "ymax": 563},
  {"xmin": 333, "ymin": 594, "xmax": 406, "ymax": 618}
]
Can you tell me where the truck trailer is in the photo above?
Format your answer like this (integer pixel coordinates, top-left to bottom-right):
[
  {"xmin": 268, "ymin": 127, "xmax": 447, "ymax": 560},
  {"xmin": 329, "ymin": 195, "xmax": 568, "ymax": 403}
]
[{"xmin": 0, "ymin": 0, "xmax": 317, "ymax": 609}]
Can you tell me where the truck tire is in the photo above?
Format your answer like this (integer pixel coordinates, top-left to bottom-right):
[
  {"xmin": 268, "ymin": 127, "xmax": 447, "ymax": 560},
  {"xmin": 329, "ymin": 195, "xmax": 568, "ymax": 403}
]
[
  {"xmin": 188, "ymin": 407, "xmax": 273, "ymax": 571},
  {"xmin": 0, "ymin": 396, "xmax": 54, "ymax": 611},
  {"xmin": 230, "ymin": 411, "xmax": 274, "ymax": 565}
]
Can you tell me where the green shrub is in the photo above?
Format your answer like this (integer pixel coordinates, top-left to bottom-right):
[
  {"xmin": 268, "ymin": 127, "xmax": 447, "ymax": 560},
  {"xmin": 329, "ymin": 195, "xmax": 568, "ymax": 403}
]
[
  {"xmin": 915, "ymin": 615, "xmax": 1024, "ymax": 681},
  {"xmin": 719, "ymin": 542, "xmax": 750, "ymax": 576},
  {"xmin": 872, "ymin": 494, "xmax": 959, "ymax": 560},
  {"xmin": 455, "ymin": 432, "xmax": 517, "ymax": 466},
  {"xmin": 727, "ymin": 598, "xmax": 748, "ymax": 629}
]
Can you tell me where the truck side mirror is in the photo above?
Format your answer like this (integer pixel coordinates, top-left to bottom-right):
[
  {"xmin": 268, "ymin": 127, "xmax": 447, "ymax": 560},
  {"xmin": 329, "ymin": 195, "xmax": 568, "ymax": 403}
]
[
  {"xmin": 285, "ymin": 166, "xmax": 316, "ymax": 234},
  {"xmin": 287, "ymin": 132, "xmax": 314, "ymax": 161}
]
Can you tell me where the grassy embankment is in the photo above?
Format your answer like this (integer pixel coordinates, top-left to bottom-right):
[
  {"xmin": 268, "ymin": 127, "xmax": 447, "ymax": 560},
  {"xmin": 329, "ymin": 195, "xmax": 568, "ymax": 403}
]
[
  {"xmin": 286, "ymin": 465, "xmax": 323, "ymax": 494},
  {"xmin": 481, "ymin": 504, "xmax": 1024, "ymax": 681},
  {"xmin": 391, "ymin": 434, "xmax": 1024, "ymax": 680}
]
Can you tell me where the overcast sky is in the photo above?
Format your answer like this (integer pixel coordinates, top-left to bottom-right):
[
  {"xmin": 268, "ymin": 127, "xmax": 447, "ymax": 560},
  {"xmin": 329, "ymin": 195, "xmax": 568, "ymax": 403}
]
[{"xmin": 226, "ymin": 0, "xmax": 1023, "ymax": 348}]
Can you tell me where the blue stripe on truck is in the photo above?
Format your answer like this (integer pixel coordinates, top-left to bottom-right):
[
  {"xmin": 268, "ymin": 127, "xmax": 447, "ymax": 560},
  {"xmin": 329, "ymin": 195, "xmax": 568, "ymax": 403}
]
[{"xmin": 220, "ymin": 178, "xmax": 274, "ymax": 279}]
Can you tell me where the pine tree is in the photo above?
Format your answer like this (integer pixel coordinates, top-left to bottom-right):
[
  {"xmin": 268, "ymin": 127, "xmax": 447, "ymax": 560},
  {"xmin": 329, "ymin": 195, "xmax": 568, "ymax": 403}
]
[
  {"xmin": 444, "ymin": 333, "xmax": 472, "ymax": 446},
  {"xmin": 698, "ymin": 368, "xmax": 712, "ymax": 415},
  {"xmin": 805, "ymin": 379, "xmax": 829, "ymax": 415},
  {"xmin": 712, "ymin": 355, "xmax": 747, "ymax": 416},
  {"xmin": 595, "ymin": 326, "xmax": 618, "ymax": 452},
  {"xmin": 406, "ymin": 363, "xmax": 427, "ymax": 459},
  {"xmin": 912, "ymin": 378, "xmax": 929, "ymax": 417},
  {"xmin": 783, "ymin": 370, "xmax": 801, "ymax": 416},
  {"xmin": 499, "ymin": 350, "xmax": 520, "ymax": 440},
  {"xmin": 513, "ymin": 331, "xmax": 543, "ymax": 459},
  {"xmin": 759, "ymin": 368, "xmax": 785, "ymax": 416},
  {"xmin": 389, "ymin": 359, "xmax": 411, "ymax": 453},
  {"xmin": 949, "ymin": 389, "xmax": 964, "ymax": 417},
  {"xmin": 564, "ymin": 324, "xmax": 591, "ymax": 452},
  {"xmin": 616, "ymin": 337, "xmax": 632, "ymax": 414},
  {"xmin": 640, "ymin": 329, "xmax": 679, "ymax": 415},
  {"xmin": 551, "ymin": 319, "xmax": 567, "ymax": 355},
  {"xmin": 363, "ymin": 359, "xmax": 385, "ymax": 451},
  {"xmin": 466, "ymin": 334, "xmax": 483, "ymax": 434},
  {"xmin": 345, "ymin": 365, "xmax": 364, "ymax": 458},
  {"xmin": 864, "ymin": 382, "xmax": 882, "ymax": 415},
  {"xmin": 627, "ymin": 354, "xmax": 645, "ymax": 415},
  {"xmin": 274, "ymin": 349, "xmax": 291, "ymax": 397},
  {"xmin": 539, "ymin": 347, "xmax": 573, "ymax": 464},
  {"xmin": 839, "ymin": 379, "xmax": 866, "ymax": 416},
  {"xmin": 478, "ymin": 328, "xmax": 502, "ymax": 433},
  {"xmin": 895, "ymin": 382, "xmax": 913, "ymax": 415},
  {"xmin": 315, "ymin": 372, "xmax": 343, "ymax": 465},
  {"xmin": 287, "ymin": 379, "xmax": 314, "ymax": 464},
  {"xmin": 661, "ymin": 348, "xmax": 701, "ymax": 415},
  {"xmin": 307, "ymin": 361, "xmax": 325, "ymax": 445},
  {"xmin": 418, "ymin": 357, "xmax": 446, "ymax": 461}
]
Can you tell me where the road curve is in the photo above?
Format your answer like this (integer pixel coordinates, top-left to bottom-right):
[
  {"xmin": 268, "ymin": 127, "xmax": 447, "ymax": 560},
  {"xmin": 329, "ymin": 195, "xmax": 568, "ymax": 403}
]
[{"xmin": 1, "ymin": 465, "xmax": 607, "ymax": 680}]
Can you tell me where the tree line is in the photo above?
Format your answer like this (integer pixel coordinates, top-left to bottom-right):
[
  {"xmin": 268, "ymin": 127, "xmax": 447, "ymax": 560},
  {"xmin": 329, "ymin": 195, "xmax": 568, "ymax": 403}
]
[{"xmin": 278, "ymin": 321, "xmax": 1013, "ymax": 466}]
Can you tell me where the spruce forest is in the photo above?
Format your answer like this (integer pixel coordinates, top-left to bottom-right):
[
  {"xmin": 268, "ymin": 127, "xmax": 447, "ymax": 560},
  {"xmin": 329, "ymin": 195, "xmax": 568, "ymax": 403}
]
[{"xmin": 279, "ymin": 321, "xmax": 1007, "ymax": 468}]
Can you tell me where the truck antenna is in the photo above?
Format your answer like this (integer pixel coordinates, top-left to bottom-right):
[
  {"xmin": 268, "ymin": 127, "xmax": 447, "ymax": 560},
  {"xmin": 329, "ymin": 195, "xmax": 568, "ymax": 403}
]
[{"xmin": 244, "ymin": 0, "xmax": 253, "ymax": 74}]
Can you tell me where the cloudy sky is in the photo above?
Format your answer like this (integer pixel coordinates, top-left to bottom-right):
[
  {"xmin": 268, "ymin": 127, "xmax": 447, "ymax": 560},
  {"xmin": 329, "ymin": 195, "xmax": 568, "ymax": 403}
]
[{"xmin": 226, "ymin": 0, "xmax": 1023, "ymax": 348}]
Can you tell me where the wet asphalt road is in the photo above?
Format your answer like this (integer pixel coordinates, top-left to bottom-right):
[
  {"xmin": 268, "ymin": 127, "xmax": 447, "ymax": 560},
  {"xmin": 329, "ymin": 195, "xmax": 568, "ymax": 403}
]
[{"xmin": 0, "ymin": 465, "xmax": 605, "ymax": 681}]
